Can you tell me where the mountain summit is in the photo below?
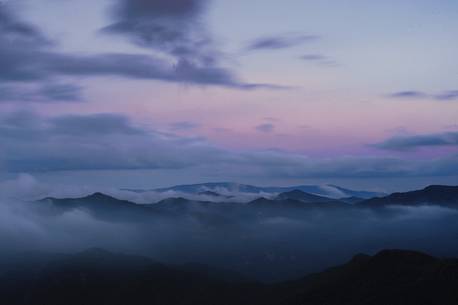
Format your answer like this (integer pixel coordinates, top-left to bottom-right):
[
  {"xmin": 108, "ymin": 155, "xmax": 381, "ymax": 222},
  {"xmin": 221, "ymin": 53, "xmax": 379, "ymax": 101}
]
[
  {"xmin": 360, "ymin": 185, "xmax": 458, "ymax": 207},
  {"xmin": 150, "ymin": 182, "xmax": 383, "ymax": 199}
]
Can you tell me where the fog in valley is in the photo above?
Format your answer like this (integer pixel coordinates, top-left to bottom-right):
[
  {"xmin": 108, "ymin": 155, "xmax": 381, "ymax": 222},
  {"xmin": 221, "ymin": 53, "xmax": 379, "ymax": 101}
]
[{"xmin": 1, "ymin": 175, "xmax": 458, "ymax": 282}]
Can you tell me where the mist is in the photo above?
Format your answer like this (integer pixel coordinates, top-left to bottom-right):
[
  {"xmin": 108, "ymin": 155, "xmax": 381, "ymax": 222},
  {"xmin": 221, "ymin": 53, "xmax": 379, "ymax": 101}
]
[{"xmin": 1, "ymin": 175, "xmax": 458, "ymax": 282}]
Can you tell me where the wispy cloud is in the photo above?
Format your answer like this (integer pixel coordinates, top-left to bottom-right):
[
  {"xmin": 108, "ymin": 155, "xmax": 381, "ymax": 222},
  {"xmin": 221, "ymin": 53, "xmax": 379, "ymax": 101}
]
[
  {"xmin": 374, "ymin": 131, "xmax": 458, "ymax": 151},
  {"xmin": 246, "ymin": 33, "xmax": 319, "ymax": 51},
  {"xmin": 388, "ymin": 90, "xmax": 458, "ymax": 101},
  {"xmin": 299, "ymin": 53, "xmax": 337, "ymax": 66},
  {"xmin": 0, "ymin": 83, "xmax": 83, "ymax": 103}
]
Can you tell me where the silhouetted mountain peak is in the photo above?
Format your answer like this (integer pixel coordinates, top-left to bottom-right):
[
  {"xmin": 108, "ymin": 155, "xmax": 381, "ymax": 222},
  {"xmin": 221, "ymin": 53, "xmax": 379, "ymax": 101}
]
[
  {"xmin": 360, "ymin": 184, "xmax": 458, "ymax": 207},
  {"xmin": 84, "ymin": 192, "xmax": 118, "ymax": 201},
  {"xmin": 277, "ymin": 189, "xmax": 310, "ymax": 198},
  {"xmin": 349, "ymin": 253, "xmax": 371, "ymax": 264},
  {"xmin": 423, "ymin": 185, "xmax": 458, "ymax": 192},
  {"xmin": 248, "ymin": 197, "xmax": 274, "ymax": 206},
  {"xmin": 374, "ymin": 248, "xmax": 435, "ymax": 262}
]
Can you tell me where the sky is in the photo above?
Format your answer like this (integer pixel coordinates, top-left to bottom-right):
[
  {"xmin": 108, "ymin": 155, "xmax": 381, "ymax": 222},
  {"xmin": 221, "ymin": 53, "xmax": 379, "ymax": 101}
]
[{"xmin": 0, "ymin": 0, "xmax": 457, "ymax": 192}]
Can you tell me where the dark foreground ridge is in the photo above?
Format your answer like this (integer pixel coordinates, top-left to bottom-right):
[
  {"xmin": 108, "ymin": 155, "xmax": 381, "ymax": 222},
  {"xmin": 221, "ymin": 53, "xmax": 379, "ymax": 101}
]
[{"xmin": 1, "ymin": 248, "xmax": 457, "ymax": 305}]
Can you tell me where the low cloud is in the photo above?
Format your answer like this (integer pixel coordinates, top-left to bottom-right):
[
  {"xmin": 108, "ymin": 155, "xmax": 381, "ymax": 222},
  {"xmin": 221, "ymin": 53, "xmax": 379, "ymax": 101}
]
[
  {"xmin": 0, "ymin": 83, "xmax": 83, "ymax": 103},
  {"xmin": 1, "ymin": 111, "xmax": 458, "ymax": 179},
  {"xmin": 0, "ymin": 111, "xmax": 229, "ymax": 172},
  {"xmin": 374, "ymin": 131, "xmax": 458, "ymax": 151},
  {"xmin": 2, "ymin": 46, "xmax": 275, "ymax": 90},
  {"xmin": 1, "ymin": 175, "xmax": 458, "ymax": 282},
  {"xmin": 0, "ymin": 173, "xmax": 270, "ymax": 204},
  {"xmin": 49, "ymin": 113, "xmax": 145, "ymax": 136}
]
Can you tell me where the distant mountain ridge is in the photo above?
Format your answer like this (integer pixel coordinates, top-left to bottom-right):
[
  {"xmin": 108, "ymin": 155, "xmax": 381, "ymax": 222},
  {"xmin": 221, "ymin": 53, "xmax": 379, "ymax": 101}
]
[
  {"xmin": 148, "ymin": 182, "xmax": 384, "ymax": 199},
  {"xmin": 275, "ymin": 190, "xmax": 343, "ymax": 204},
  {"xmin": 360, "ymin": 185, "xmax": 458, "ymax": 208},
  {"xmin": 36, "ymin": 192, "xmax": 156, "ymax": 222},
  {"xmin": 36, "ymin": 185, "xmax": 458, "ymax": 221}
]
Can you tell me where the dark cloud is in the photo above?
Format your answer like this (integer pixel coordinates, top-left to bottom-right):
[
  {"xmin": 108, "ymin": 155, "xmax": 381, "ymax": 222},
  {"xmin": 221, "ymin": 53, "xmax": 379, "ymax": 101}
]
[
  {"xmin": 49, "ymin": 53, "xmax": 247, "ymax": 87},
  {"xmin": 49, "ymin": 114, "xmax": 145, "ymax": 136},
  {"xmin": 0, "ymin": 2, "xmax": 281, "ymax": 94},
  {"xmin": 114, "ymin": 0, "xmax": 205, "ymax": 19},
  {"xmin": 246, "ymin": 34, "xmax": 319, "ymax": 51},
  {"xmin": 100, "ymin": 0, "xmax": 288, "ymax": 89},
  {"xmin": 0, "ymin": 46, "xmax": 275, "ymax": 89},
  {"xmin": 0, "ymin": 3, "xmax": 51, "ymax": 47},
  {"xmin": 102, "ymin": 0, "xmax": 212, "ymax": 62},
  {"xmin": 388, "ymin": 90, "xmax": 458, "ymax": 101},
  {"xmin": 374, "ymin": 131, "xmax": 458, "ymax": 151},
  {"xmin": 0, "ymin": 4, "xmax": 51, "ymax": 83},
  {"xmin": 0, "ymin": 111, "xmax": 228, "ymax": 172},
  {"xmin": 0, "ymin": 83, "xmax": 83, "ymax": 103},
  {"xmin": 0, "ymin": 4, "xmax": 55, "ymax": 83},
  {"xmin": 255, "ymin": 123, "xmax": 275, "ymax": 133}
]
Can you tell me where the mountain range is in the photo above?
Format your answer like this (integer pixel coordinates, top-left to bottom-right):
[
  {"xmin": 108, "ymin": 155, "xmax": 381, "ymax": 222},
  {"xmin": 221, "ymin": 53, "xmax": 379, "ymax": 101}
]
[
  {"xmin": 360, "ymin": 185, "xmax": 458, "ymax": 208},
  {"xmin": 17, "ymin": 184, "xmax": 458, "ymax": 296},
  {"xmin": 38, "ymin": 185, "xmax": 458, "ymax": 221},
  {"xmin": 130, "ymin": 182, "xmax": 385, "ymax": 199}
]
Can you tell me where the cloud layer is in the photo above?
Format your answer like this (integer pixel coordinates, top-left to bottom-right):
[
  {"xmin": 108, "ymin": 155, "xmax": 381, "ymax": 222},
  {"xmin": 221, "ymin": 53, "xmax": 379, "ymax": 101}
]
[
  {"xmin": 1, "ymin": 111, "xmax": 458, "ymax": 180},
  {"xmin": 0, "ymin": 83, "xmax": 83, "ymax": 103},
  {"xmin": 375, "ymin": 131, "xmax": 458, "ymax": 151},
  {"xmin": 1, "ymin": 175, "xmax": 458, "ymax": 282}
]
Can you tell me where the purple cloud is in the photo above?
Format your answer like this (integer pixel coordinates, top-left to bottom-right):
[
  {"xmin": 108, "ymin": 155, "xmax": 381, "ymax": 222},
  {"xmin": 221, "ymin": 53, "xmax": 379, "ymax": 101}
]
[{"xmin": 388, "ymin": 90, "xmax": 458, "ymax": 101}]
